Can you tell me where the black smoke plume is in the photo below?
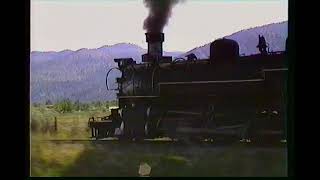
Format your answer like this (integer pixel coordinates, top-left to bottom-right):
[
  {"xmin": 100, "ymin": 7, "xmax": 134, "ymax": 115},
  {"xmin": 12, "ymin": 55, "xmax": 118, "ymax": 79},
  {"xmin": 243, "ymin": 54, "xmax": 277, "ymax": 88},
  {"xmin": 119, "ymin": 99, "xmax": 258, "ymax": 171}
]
[{"xmin": 143, "ymin": 0, "xmax": 183, "ymax": 33}]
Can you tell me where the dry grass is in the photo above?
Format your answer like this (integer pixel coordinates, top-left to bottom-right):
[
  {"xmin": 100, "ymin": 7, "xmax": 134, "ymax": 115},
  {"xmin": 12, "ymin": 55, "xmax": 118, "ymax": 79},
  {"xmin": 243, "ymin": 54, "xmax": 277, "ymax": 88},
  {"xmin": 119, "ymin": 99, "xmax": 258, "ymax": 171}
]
[
  {"xmin": 30, "ymin": 105, "xmax": 287, "ymax": 177},
  {"xmin": 31, "ymin": 140, "xmax": 287, "ymax": 177}
]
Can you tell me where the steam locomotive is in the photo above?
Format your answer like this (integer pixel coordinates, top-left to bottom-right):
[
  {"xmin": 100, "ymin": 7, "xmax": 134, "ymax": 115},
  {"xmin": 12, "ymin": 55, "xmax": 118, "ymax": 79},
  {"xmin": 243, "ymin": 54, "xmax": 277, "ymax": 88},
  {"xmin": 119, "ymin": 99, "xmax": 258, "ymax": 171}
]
[{"xmin": 89, "ymin": 32, "xmax": 288, "ymax": 142}]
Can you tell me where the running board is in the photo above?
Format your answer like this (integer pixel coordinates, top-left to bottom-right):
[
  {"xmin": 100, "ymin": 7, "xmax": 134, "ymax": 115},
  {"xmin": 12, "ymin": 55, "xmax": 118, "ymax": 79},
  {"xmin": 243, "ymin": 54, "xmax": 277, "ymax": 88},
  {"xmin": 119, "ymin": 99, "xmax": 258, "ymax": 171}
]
[{"xmin": 176, "ymin": 125, "xmax": 245, "ymax": 135}]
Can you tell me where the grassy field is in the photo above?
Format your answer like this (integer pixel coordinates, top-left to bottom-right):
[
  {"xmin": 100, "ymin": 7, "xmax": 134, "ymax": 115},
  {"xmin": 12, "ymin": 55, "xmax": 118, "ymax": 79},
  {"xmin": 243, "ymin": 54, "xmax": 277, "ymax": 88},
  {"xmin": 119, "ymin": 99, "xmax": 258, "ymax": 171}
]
[
  {"xmin": 30, "ymin": 104, "xmax": 109, "ymax": 139},
  {"xmin": 30, "ymin": 104, "xmax": 287, "ymax": 177}
]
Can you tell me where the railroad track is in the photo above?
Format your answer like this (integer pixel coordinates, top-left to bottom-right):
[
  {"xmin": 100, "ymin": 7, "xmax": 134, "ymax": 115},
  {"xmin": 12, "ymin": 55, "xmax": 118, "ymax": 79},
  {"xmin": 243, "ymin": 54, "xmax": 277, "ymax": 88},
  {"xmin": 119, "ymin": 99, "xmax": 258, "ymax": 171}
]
[{"xmin": 41, "ymin": 138, "xmax": 287, "ymax": 148}]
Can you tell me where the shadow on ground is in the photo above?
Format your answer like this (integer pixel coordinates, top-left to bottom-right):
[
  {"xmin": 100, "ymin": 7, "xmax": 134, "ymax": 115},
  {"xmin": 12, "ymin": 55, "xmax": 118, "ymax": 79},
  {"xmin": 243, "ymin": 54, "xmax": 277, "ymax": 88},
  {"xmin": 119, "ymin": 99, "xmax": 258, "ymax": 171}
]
[{"xmin": 56, "ymin": 142, "xmax": 287, "ymax": 177}]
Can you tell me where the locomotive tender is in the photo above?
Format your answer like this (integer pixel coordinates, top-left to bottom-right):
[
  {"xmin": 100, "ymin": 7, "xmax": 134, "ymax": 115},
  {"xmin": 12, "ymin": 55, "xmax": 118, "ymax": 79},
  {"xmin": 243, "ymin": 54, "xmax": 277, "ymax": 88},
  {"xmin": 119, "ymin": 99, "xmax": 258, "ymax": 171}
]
[{"xmin": 89, "ymin": 32, "xmax": 288, "ymax": 142}]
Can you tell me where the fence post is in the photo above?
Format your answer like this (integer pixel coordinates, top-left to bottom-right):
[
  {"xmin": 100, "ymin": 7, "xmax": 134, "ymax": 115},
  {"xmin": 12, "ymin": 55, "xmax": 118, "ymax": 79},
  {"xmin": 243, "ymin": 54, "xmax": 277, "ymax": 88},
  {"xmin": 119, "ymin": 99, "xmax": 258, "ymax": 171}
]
[{"xmin": 54, "ymin": 117, "xmax": 58, "ymax": 132}]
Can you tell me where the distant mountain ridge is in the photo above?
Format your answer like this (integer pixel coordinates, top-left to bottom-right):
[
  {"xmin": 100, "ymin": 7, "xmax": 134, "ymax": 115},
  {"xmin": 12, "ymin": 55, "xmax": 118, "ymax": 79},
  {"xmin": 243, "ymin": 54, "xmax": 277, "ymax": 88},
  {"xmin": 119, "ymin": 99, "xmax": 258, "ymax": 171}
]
[
  {"xmin": 31, "ymin": 21, "xmax": 287, "ymax": 103},
  {"xmin": 31, "ymin": 43, "xmax": 182, "ymax": 103},
  {"xmin": 180, "ymin": 21, "xmax": 287, "ymax": 59}
]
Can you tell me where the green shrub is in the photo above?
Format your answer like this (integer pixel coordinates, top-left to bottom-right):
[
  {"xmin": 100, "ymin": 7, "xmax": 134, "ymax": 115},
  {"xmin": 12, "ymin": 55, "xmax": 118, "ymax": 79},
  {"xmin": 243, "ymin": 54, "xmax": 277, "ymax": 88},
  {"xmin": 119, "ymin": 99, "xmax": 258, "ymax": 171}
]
[
  {"xmin": 80, "ymin": 103, "xmax": 89, "ymax": 111},
  {"xmin": 45, "ymin": 99, "xmax": 53, "ymax": 105},
  {"xmin": 54, "ymin": 99, "xmax": 73, "ymax": 113}
]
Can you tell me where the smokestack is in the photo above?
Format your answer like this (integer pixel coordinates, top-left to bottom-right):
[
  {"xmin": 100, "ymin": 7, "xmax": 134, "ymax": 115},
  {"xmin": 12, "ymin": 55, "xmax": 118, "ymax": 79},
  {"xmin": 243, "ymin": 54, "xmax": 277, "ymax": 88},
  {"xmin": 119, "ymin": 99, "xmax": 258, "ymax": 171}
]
[
  {"xmin": 142, "ymin": 32, "xmax": 172, "ymax": 63},
  {"xmin": 142, "ymin": 0, "xmax": 182, "ymax": 63},
  {"xmin": 146, "ymin": 32, "xmax": 164, "ymax": 57}
]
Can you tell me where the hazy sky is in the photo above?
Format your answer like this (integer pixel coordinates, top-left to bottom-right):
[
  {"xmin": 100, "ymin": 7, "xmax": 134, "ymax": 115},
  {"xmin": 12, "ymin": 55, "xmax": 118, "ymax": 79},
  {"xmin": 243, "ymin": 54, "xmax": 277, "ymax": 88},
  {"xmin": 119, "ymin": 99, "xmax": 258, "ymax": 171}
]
[{"xmin": 31, "ymin": 0, "xmax": 288, "ymax": 52}]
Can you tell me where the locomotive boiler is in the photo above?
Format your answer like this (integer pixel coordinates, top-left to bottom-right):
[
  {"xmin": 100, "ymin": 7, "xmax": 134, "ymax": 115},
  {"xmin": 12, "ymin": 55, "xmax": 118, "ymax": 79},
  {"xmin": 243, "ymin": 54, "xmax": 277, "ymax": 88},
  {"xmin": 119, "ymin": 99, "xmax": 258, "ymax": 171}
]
[{"xmin": 89, "ymin": 32, "xmax": 288, "ymax": 142}]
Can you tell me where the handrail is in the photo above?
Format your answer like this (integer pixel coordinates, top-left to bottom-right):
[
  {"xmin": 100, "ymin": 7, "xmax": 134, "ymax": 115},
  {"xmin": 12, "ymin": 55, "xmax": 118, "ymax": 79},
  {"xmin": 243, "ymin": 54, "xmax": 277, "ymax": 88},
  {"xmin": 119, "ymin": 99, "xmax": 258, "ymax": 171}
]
[
  {"xmin": 151, "ymin": 65, "xmax": 160, "ymax": 94},
  {"xmin": 171, "ymin": 57, "xmax": 186, "ymax": 64},
  {"xmin": 106, "ymin": 67, "xmax": 120, "ymax": 90},
  {"xmin": 128, "ymin": 64, "xmax": 137, "ymax": 95}
]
